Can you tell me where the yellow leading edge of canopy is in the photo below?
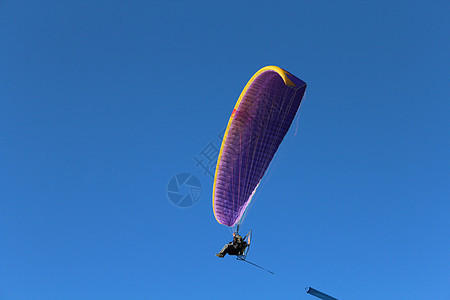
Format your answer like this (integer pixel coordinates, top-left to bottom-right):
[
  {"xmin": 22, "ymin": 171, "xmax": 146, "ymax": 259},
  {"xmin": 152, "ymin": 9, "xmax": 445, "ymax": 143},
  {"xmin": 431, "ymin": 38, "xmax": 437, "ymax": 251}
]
[{"xmin": 212, "ymin": 66, "xmax": 297, "ymax": 226}]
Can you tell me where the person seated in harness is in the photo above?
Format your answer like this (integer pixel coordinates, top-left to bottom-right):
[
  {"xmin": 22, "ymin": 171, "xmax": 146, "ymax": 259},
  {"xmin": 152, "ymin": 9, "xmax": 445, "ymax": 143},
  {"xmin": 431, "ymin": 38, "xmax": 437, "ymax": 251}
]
[{"xmin": 216, "ymin": 232, "xmax": 248, "ymax": 258}]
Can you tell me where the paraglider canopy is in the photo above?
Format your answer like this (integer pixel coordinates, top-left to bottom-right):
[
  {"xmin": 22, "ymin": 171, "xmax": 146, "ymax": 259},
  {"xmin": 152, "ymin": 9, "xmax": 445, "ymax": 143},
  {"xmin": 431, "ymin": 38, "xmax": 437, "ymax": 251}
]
[{"xmin": 212, "ymin": 66, "xmax": 307, "ymax": 228}]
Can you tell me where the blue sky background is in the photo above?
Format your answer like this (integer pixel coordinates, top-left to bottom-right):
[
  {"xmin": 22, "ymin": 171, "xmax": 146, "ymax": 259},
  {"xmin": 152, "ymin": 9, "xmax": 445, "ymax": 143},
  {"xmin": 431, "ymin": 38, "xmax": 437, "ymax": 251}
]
[{"xmin": 1, "ymin": 1, "xmax": 449, "ymax": 299}]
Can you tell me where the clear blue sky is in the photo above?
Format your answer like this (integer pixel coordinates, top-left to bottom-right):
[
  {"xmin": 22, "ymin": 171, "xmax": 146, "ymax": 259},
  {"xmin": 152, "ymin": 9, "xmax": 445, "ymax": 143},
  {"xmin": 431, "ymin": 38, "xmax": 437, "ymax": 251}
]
[{"xmin": 1, "ymin": 1, "xmax": 449, "ymax": 299}]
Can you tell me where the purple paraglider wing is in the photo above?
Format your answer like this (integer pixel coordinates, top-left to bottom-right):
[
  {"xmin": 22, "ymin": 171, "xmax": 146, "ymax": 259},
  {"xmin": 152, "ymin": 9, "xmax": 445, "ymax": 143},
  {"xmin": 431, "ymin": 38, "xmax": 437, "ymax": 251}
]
[{"xmin": 212, "ymin": 66, "xmax": 307, "ymax": 227}]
